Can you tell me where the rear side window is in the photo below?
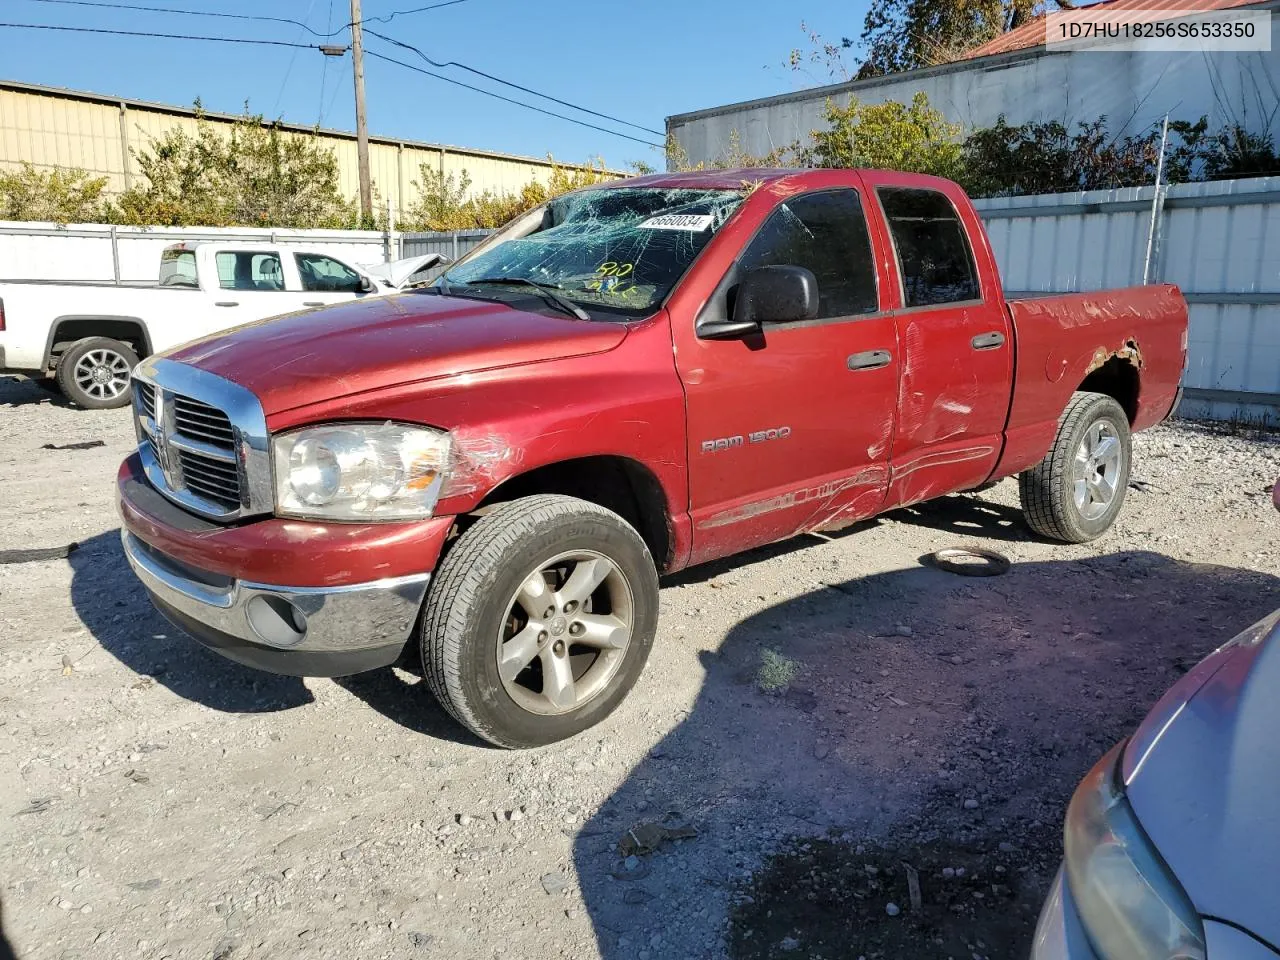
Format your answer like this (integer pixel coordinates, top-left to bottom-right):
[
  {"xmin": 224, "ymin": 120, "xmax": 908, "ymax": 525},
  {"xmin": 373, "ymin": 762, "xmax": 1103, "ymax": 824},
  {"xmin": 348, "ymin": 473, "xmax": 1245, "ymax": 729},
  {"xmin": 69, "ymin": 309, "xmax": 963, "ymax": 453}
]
[
  {"xmin": 215, "ymin": 251, "xmax": 285, "ymax": 291},
  {"xmin": 158, "ymin": 248, "xmax": 197, "ymax": 287},
  {"xmin": 878, "ymin": 188, "xmax": 979, "ymax": 307},
  {"xmin": 738, "ymin": 189, "xmax": 879, "ymax": 321}
]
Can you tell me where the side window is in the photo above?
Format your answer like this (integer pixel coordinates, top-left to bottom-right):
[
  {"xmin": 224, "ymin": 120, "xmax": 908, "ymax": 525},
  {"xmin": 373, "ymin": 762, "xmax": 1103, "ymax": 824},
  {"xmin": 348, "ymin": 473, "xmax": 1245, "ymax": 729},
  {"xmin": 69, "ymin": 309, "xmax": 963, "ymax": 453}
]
[
  {"xmin": 737, "ymin": 189, "xmax": 878, "ymax": 321},
  {"xmin": 295, "ymin": 253, "xmax": 365, "ymax": 293},
  {"xmin": 877, "ymin": 188, "xmax": 979, "ymax": 307},
  {"xmin": 214, "ymin": 252, "xmax": 285, "ymax": 291},
  {"xmin": 158, "ymin": 248, "xmax": 197, "ymax": 287}
]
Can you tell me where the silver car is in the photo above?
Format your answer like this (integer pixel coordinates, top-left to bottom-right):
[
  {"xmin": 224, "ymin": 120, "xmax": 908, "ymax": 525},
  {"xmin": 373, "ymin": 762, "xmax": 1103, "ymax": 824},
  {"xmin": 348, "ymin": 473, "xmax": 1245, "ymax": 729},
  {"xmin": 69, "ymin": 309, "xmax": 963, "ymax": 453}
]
[{"xmin": 1033, "ymin": 602, "xmax": 1280, "ymax": 959}]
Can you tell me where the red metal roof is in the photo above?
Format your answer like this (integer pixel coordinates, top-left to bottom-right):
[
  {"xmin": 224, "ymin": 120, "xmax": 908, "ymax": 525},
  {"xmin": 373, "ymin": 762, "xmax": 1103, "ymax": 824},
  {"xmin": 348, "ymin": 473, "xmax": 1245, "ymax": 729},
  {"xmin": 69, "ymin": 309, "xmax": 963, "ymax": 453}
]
[{"xmin": 957, "ymin": 0, "xmax": 1266, "ymax": 60}]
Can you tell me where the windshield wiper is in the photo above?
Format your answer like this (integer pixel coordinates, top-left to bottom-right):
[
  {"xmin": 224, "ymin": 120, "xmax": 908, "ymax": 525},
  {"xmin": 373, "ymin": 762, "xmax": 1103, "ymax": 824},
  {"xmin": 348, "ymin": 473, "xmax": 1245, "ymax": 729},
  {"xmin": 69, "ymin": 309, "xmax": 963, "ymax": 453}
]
[{"xmin": 463, "ymin": 277, "xmax": 591, "ymax": 321}]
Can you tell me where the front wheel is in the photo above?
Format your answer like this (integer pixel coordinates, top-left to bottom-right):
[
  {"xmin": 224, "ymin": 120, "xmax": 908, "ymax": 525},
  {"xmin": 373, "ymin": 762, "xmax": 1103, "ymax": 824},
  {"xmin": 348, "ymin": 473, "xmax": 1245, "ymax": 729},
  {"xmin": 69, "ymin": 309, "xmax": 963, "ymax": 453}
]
[
  {"xmin": 55, "ymin": 337, "xmax": 138, "ymax": 409},
  {"xmin": 1019, "ymin": 391, "xmax": 1132, "ymax": 543},
  {"xmin": 420, "ymin": 495, "xmax": 659, "ymax": 749}
]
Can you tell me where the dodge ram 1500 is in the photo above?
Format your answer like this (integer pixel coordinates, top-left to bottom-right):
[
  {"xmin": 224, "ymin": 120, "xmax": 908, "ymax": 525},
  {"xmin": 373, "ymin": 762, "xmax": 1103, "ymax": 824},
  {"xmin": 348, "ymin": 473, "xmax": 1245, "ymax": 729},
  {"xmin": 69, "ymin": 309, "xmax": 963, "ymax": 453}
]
[{"xmin": 115, "ymin": 168, "xmax": 1188, "ymax": 748}]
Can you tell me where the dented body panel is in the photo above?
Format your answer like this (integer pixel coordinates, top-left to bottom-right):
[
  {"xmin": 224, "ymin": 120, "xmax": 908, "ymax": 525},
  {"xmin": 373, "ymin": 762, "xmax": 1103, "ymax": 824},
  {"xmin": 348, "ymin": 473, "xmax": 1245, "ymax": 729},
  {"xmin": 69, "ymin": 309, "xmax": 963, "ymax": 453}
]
[
  {"xmin": 992, "ymin": 286, "xmax": 1187, "ymax": 479},
  {"xmin": 118, "ymin": 167, "xmax": 1188, "ymax": 595}
]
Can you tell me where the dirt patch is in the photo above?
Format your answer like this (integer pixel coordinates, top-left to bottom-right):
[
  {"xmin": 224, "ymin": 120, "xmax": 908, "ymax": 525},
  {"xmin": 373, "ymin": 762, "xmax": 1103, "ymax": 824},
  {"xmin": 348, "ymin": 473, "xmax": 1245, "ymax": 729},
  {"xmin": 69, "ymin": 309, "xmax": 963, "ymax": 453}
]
[{"xmin": 729, "ymin": 819, "xmax": 1061, "ymax": 960}]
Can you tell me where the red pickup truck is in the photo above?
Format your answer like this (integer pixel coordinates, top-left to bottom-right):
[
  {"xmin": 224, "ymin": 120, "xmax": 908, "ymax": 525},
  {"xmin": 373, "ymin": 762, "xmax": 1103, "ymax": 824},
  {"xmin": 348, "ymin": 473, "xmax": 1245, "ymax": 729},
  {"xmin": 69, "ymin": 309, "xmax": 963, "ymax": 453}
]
[{"xmin": 116, "ymin": 168, "xmax": 1187, "ymax": 748}]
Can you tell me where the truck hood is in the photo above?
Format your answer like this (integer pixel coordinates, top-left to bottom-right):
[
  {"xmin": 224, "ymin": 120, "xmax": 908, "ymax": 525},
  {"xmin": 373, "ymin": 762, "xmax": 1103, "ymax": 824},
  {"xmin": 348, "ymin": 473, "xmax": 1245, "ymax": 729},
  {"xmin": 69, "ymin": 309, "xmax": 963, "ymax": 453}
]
[
  {"xmin": 1123, "ymin": 610, "xmax": 1280, "ymax": 947},
  {"xmin": 166, "ymin": 292, "xmax": 628, "ymax": 415}
]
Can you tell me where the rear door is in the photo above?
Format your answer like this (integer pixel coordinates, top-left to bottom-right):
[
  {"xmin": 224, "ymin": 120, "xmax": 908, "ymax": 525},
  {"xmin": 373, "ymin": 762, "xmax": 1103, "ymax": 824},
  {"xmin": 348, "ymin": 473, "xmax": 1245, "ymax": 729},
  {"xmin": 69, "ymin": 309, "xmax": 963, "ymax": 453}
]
[
  {"xmin": 674, "ymin": 184, "xmax": 899, "ymax": 565},
  {"xmin": 204, "ymin": 249, "xmax": 307, "ymax": 332},
  {"xmin": 863, "ymin": 179, "xmax": 1013, "ymax": 507}
]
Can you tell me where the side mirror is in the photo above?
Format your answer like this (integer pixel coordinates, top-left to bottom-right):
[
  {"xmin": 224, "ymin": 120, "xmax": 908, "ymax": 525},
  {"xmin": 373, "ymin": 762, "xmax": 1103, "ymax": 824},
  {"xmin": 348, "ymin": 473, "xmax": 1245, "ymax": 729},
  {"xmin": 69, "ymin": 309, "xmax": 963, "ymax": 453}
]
[
  {"xmin": 359, "ymin": 275, "xmax": 377, "ymax": 293},
  {"xmin": 734, "ymin": 265, "xmax": 819, "ymax": 326}
]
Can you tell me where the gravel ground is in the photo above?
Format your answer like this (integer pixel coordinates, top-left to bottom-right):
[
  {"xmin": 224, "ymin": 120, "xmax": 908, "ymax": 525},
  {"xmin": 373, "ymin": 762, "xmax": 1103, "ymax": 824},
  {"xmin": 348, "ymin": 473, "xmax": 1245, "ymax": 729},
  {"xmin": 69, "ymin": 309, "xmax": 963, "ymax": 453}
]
[{"xmin": 2, "ymin": 374, "xmax": 1278, "ymax": 960}]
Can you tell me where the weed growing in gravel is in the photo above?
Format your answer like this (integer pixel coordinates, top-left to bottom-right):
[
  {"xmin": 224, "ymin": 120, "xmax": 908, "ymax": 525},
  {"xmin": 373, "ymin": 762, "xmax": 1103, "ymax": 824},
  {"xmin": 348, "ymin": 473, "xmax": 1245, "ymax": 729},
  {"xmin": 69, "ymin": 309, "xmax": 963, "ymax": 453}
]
[{"xmin": 756, "ymin": 648, "xmax": 801, "ymax": 692}]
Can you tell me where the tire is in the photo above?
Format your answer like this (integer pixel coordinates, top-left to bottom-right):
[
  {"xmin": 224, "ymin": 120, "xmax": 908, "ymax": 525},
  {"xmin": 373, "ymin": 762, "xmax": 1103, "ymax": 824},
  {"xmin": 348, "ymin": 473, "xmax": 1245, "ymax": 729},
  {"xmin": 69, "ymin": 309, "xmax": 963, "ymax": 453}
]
[
  {"xmin": 420, "ymin": 495, "xmax": 659, "ymax": 749},
  {"xmin": 1019, "ymin": 391, "xmax": 1132, "ymax": 543},
  {"xmin": 55, "ymin": 337, "xmax": 138, "ymax": 409}
]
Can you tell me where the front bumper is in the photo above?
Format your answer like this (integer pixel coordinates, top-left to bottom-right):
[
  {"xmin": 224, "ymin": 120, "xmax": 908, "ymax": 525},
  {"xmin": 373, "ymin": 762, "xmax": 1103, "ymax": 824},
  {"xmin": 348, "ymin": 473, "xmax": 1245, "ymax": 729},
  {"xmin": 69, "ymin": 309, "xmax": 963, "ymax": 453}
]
[
  {"xmin": 123, "ymin": 530, "xmax": 428, "ymax": 676},
  {"xmin": 1031, "ymin": 867, "xmax": 1101, "ymax": 960}
]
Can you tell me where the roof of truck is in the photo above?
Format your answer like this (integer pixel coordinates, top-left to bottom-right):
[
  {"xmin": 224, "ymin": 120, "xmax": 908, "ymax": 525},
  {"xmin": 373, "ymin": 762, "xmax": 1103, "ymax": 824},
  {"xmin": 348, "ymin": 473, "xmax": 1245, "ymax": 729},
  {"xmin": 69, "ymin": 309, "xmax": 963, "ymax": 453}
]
[{"xmin": 594, "ymin": 169, "xmax": 811, "ymax": 191}]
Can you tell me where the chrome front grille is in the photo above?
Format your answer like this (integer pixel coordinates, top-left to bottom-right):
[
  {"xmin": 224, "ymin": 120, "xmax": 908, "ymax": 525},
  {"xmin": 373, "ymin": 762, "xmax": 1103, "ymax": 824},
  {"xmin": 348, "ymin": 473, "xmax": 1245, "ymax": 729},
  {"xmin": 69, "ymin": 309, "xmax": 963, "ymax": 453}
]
[
  {"xmin": 137, "ymin": 380, "xmax": 157, "ymax": 421},
  {"xmin": 173, "ymin": 396, "xmax": 235, "ymax": 449},
  {"xmin": 177, "ymin": 449, "xmax": 241, "ymax": 509},
  {"xmin": 131, "ymin": 359, "xmax": 271, "ymax": 522}
]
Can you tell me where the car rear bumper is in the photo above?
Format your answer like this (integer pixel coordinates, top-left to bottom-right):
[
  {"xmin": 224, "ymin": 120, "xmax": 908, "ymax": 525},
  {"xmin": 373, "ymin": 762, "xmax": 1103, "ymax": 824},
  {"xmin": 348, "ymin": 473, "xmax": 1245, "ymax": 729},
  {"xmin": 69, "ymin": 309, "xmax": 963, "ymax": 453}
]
[
  {"xmin": 123, "ymin": 529, "xmax": 429, "ymax": 676},
  {"xmin": 1031, "ymin": 867, "xmax": 1101, "ymax": 960}
]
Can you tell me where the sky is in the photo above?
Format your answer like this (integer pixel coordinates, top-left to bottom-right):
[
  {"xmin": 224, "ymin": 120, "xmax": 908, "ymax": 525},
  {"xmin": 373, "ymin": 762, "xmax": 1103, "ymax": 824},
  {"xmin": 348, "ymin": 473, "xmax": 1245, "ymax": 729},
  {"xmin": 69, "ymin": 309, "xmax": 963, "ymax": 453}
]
[{"xmin": 3, "ymin": 0, "xmax": 871, "ymax": 171}]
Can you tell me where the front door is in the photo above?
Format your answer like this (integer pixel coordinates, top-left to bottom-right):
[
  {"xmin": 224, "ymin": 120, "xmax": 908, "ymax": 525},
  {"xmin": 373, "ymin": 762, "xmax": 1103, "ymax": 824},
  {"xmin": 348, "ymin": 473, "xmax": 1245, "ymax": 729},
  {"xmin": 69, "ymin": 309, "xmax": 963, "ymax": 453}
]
[
  {"xmin": 293, "ymin": 252, "xmax": 373, "ymax": 307},
  {"xmin": 674, "ymin": 186, "xmax": 900, "ymax": 566}
]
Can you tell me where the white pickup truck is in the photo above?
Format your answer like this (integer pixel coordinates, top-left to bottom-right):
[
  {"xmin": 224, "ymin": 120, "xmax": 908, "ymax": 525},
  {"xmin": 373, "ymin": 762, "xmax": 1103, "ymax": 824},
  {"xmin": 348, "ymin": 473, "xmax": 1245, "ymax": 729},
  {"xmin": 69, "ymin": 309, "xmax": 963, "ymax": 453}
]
[{"xmin": 0, "ymin": 241, "xmax": 444, "ymax": 408}]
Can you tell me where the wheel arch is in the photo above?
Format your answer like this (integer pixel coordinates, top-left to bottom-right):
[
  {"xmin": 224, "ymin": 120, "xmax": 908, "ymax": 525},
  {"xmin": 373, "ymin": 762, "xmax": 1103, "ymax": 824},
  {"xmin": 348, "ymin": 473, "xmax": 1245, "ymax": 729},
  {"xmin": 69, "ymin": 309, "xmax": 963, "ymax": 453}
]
[
  {"xmin": 466, "ymin": 455, "xmax": 674, "ymax": 572},
  {"xmin": 1076, "ymin": 354, "xmax": 1140, "ymax": 424},
  {"xmin": 45, "ymin": 316, "xmax": 153, "ymax": 370}
]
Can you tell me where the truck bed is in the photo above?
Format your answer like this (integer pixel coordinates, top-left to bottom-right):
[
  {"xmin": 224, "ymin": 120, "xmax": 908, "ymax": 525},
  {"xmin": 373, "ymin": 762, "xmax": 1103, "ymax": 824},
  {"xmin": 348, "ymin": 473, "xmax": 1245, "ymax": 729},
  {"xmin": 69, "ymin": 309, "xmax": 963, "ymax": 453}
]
[{"xmin": 996, "ymin": 283, "xmax": 1187, "ymax": 479}]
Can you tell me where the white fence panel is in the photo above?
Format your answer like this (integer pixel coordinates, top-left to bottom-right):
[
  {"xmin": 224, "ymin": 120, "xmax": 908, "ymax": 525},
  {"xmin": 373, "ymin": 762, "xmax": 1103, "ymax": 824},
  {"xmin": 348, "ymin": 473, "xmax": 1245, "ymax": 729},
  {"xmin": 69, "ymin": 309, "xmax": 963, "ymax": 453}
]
[{"xmin": 975, "ymin": 175, "xmax": 1280, "ymax": 423}]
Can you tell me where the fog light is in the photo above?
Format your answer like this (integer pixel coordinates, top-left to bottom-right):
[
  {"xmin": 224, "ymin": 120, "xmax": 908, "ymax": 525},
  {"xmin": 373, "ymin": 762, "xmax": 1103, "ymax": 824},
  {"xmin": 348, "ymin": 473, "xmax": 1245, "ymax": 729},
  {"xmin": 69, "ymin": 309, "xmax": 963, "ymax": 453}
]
[{"xmin": 246, "ymin": 595, "xmax": 307, "ymax": 648}]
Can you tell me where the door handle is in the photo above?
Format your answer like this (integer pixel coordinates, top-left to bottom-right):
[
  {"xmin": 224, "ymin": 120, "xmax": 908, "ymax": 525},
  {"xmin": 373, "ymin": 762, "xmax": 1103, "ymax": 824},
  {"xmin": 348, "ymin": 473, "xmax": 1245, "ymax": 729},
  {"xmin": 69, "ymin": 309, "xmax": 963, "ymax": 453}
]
[
  {"xmin": 303, "ymin": 301, "xmax": 324, "ymax": 307},
  {"xmin": 847, "ymin": 349, "xmax": 892, "ymax": 371},
  {"xmin": 215, "ymin": 301, "xmax": 239, "ymax": 307},
  {"xmin": 971, "ymin": 331, "xmax": 1006, "ymax": 350}
]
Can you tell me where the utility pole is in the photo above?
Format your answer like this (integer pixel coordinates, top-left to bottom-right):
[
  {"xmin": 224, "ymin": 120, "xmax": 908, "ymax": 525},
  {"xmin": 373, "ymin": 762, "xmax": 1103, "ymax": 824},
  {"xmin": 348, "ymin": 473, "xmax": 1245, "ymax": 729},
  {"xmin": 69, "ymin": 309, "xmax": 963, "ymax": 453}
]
[{"xmin": 349, "ymin": 0, "xmax": 373, "ymax": 227}]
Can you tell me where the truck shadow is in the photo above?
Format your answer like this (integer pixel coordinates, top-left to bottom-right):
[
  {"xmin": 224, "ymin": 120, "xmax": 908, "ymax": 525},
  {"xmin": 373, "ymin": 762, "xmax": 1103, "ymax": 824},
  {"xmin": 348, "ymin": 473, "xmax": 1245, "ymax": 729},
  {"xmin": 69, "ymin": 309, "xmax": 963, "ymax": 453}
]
[
  {"xmin": 573, "ymin": 551, "xmax": 1280, "ymax": 960},
  {"xmin": 333, "ymin": 666, "xmax": 493, "ymax": 747},
  {"xmin": 0, "ymin": 375, "xmax": 69, "ymax": 409},
  {"xmin": 885, "ymin": 489, "xmax": 1033, "ymax": 543},
  {"xmin": 67, "ymin": 530, "xmax": 314, "ymax": 712}
]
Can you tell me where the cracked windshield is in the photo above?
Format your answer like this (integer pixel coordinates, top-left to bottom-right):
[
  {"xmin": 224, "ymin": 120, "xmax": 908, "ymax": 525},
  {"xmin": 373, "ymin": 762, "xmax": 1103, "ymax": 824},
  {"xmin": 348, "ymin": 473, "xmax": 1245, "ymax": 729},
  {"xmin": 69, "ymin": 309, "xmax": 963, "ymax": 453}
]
[{"xmin": 438, "ymin": 187, "xmax": 745, "ymax": 317}]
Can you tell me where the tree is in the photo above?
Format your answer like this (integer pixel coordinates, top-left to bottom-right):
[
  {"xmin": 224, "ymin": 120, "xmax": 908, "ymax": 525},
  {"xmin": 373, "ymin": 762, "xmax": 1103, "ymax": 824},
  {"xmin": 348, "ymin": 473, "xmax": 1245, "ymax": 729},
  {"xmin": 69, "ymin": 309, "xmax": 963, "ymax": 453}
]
[
  {"xmin": 666, "ymin": 131, "xmax": 793, "ymax": 172},
  {"xmin": 398, "ymin": 158, "xmax": 614, "ymax": 232},
  {"xmin": 1201, "ymin": 125, "xmax": 1280, "ymax": 180},
  {"xmin": 854, "ymin": 0, "xmax": 1075, "ymax": 78},
  {"xmin": 783, "ymin": 21, "xmax": 856, "ymax": 83},
  {"xmin": 797, "ymin": 93, "xmax": 963, "ymax": 179},
  {"xmin": 0, "ymin": 162, "xmax": 109, "ymax": 223},
  {"xmin": 112, "ymin": 105, "xmax": 358, "ymax": 228},
  {"xmin": 958, "ymin": 115, "xmax": 1211, "ymax": 196}
]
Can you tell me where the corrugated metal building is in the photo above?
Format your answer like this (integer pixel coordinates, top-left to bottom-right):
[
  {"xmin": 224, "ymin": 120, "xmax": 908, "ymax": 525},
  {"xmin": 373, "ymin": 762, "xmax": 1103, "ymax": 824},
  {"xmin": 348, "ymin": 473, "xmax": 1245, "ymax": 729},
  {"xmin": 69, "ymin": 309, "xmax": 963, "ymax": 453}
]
[
  {"xmin": 667, "ymin": 0, "xmax": 1280, "ymax": 167},
  {"xmin": 0, "ymin": 79, "xmax": 618, "ymax": 216}
]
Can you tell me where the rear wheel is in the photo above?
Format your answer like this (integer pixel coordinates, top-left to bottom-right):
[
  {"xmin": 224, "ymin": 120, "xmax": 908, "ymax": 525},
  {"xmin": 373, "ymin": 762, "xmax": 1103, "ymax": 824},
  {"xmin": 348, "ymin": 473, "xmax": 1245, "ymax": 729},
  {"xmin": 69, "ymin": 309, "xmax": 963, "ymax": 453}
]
[
  {"xmin": 1019, "ymin": 391, "xmax": 1131, "ymax": 542},
  {"xmin": 55, "ymin": 337, "xmax": 138, "ymax": 409},
  {"xmin": 420, "ymin": 495, "xmax": 659, "ymax": 749}
]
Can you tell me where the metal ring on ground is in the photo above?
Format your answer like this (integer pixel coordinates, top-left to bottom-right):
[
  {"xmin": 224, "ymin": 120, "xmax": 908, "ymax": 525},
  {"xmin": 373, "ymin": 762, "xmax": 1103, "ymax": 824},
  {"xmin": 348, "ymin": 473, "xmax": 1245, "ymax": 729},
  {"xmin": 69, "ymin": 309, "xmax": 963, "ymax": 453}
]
[{"xmin": 925, "ymin": 547, "xmax": 1012, "ymax": 577}]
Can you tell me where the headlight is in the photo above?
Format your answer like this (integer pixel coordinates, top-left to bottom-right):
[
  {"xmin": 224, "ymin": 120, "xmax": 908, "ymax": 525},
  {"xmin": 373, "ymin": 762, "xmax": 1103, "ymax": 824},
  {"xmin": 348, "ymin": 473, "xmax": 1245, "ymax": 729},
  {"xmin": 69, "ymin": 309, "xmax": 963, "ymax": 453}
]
[
  {"xmin": 1065, "ymin": 743, "xmax": 1205, "ymax": 960},
  {"xmin": 272, "ymin": 423, "xmax": 451, "ymax": 521}
]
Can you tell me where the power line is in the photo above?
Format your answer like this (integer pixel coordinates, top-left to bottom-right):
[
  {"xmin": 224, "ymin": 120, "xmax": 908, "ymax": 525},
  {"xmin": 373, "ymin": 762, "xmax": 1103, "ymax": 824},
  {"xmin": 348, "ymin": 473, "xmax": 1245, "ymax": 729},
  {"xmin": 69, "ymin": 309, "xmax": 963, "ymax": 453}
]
[
  {"xmin": 1, "ymin": 14, "xmax": 665, "ymax": 149},
  {"xmin": 364, "ymin": 48, "xmax": 665, "ymax": 148},
  {"xmin": 0, "ymin": 20, "xmax": 321, "ymax": 48},
  {"xmin": 317, "ymin": 0, "xmax": 336, "ymax": 125},
  {"xmin": 364, "ymin": 28, "xmax": 664, "ymax": 137},
  {"xmin": 17, "ymin": 0, "xmax": 476, "ymax": 37},
  {"xmin": 273, "ymin": 0, "xmax": 319, "ymax": 116}
]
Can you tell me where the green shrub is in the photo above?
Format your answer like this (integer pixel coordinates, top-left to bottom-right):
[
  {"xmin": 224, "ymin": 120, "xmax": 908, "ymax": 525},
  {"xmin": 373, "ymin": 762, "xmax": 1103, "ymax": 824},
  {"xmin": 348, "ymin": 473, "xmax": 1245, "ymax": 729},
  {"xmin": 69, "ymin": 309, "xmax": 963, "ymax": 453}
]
[{"xmin": 0, "ymin": 162, "xmax": 109, "ymax": 223}]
